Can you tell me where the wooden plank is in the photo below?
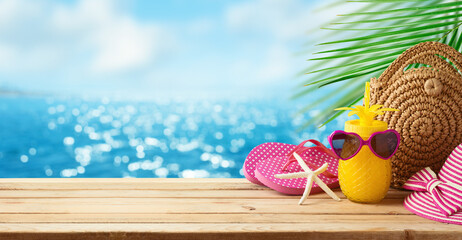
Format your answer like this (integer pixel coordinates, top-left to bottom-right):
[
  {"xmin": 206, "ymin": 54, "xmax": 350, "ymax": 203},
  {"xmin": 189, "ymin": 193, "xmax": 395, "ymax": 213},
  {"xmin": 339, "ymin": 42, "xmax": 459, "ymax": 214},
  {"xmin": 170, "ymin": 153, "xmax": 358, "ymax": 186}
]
[
  {"xmin": 0, "ymin": 232, "xmax": 405, "ymax": 240},
  {"xmin": 0, "ymin": 223, "xmax": 460, "ymax": 240},
  {"xmin": 0, "ymin": 179, "xmax": 412, "ymax": 197},
  {"xmin": 0, "ymin": 189, "xmax": 410, "ymax": 199},
  {"xmin": 0, "ymin": 179, "xmax": 248, "ymax": 183},
  {"xmin": 0, "ymin": 189, "xmax": 297, "ymax": 199},
  {"xmin": 0, "ymin": 185, "xmax": 264, "ymax": 191},
  {"xmin": 0, "ymin": 177, "xmax": 410, "ymax": 200},
  {"xmin": 0, "ymin": 213, "xmax": 432, "ymax": 223},
  {"xmin": 0, "ymin": 198, "xmax": 410, "ymax": 214},
  {"xmin": 0, "ymin": 178, "xmax": 255, "ymax": 189}
]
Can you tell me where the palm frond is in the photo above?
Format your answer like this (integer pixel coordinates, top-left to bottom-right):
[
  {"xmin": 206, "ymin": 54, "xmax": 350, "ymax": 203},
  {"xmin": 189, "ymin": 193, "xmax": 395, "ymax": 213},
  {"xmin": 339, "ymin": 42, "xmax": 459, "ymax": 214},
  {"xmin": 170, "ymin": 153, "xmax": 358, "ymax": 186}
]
[{"xmin": 297, "ymin": 0, "xmax": 462, "ymax": 128}]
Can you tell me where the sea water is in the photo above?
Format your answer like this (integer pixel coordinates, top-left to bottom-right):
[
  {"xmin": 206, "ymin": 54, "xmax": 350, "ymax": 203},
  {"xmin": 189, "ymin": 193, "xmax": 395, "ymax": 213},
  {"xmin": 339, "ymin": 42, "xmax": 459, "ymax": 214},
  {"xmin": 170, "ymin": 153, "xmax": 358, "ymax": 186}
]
[{"xmin": 0, "ymin": 96, "xmax": 341, "ymax": 178}]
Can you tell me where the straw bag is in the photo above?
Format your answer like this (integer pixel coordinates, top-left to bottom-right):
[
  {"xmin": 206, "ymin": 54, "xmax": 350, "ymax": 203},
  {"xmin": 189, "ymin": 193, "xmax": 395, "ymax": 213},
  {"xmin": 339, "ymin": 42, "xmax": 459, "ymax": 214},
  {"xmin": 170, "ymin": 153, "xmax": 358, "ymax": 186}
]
[{"xmin": 370, "ymin": 42, "xmax": 462, "ymax": 188}]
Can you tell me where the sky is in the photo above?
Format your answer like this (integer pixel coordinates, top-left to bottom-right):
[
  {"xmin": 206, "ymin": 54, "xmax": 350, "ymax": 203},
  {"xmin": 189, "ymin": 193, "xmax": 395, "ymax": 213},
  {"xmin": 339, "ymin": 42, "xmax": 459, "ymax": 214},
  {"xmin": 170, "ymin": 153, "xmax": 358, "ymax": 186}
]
[{"xmin": 0, "ymin": 0, "xmax": 346, "ymax": 99}]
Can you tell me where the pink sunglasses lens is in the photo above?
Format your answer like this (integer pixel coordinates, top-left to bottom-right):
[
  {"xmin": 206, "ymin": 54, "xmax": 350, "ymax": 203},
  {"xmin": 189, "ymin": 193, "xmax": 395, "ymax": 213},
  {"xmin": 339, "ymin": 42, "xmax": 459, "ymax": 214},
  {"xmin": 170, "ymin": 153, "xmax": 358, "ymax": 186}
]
[
  {"xmin": 370, "ymin": 132, "xmax": 399, "ymax": 159},
  {"xmin": 331, "ymin": 133, "xmax": 360, "ymax": 159}
]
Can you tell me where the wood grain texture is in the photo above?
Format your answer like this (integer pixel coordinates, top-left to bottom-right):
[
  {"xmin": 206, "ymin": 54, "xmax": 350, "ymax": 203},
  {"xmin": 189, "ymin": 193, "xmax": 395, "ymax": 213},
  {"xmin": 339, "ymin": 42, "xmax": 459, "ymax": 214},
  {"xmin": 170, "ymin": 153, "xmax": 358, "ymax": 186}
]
[{"xmin": 0, "ymin": 178, "xmax": 459, "ymax": 240}]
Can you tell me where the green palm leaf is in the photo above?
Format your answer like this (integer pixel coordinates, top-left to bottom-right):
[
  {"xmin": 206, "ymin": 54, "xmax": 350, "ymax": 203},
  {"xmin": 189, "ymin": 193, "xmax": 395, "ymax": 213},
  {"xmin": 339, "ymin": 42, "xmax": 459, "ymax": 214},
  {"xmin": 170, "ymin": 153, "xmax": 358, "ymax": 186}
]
[{"xmin": 297, "ymin": 0, "xmax": 462, "ymax": 128}]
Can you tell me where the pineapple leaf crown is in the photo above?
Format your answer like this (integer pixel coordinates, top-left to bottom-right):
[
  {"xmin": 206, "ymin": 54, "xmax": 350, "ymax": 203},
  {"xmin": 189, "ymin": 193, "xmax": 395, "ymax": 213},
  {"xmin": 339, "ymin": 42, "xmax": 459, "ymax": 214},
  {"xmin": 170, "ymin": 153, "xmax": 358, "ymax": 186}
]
[{"xmin": 335, "ymin": 82, "xmax": 399, "ymax": 126}]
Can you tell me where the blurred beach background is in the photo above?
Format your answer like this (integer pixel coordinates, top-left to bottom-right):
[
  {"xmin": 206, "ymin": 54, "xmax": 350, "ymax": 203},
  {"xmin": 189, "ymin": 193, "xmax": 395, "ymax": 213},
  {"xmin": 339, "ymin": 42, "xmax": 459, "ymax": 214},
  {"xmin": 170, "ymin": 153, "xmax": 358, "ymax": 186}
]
[{"xmin": 0, "ymin": 0, "xmax": 348, "ymax": 178}]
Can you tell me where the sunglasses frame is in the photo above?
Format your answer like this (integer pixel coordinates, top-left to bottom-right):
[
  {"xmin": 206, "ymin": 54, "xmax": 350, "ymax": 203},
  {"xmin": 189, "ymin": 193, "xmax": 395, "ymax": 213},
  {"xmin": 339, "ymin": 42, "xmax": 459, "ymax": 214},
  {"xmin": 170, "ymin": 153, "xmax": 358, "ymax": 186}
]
[{"xmin": 328, "ymin": 129, "xmax": 400, "ymax": 161}]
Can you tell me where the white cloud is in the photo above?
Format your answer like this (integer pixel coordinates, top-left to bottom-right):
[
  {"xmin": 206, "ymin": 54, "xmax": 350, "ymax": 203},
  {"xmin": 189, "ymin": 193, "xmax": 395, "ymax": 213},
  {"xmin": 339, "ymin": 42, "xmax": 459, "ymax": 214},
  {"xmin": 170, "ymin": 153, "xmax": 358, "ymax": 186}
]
[
  {"xmin": 257, "ymin": 45, "xmax": 291, "ymax": 80},
  {"xmin": 89, "ymin": 18, "xmax": 163, "ymax": 73},
  {"xmin": 51, "ymin": 0, "xmax": 169, "ymax": 73},
  {"xmin": 226, "ymin": 0, "xmax": 363, "ymax": 40},
  {"xmin": 0, "ymin": 0, "xmax": 42, "ymax": 28},
  {"xmin": 224, "ymin": 0, "xmax": 319, "ymax": 85},
  {"xmin": 188, "ymin": 19, "xmax": 215, "ymax": 35},
  {"xmin": 0, "ymin": 43, "xmax": 16, "ymax": 70},
  {"xmin": 225, "ymin": 0, "xmax": 316, "ymax": 41},
  {"xmin": 143, "ymin": 0, "xmax": 332, "ymax": 94},
  {"xmin": 223, "ymin": 0, "xmax": 364, "ymax": 85},
  {"xmin": 0, "ymin": 0, "xmax": 172, "ymax": 76}
]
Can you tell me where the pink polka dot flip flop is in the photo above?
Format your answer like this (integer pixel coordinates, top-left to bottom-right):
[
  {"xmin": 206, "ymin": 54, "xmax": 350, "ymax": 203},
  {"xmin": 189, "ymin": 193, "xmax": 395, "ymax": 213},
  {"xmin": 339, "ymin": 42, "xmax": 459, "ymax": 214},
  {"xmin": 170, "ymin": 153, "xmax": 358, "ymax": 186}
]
[
  {"xmin": 243, "ymin": 142, "xmax": 313, "ymax": 185},
  {"xmin": 254, "ymin": 140, "xmax": 340, "ymax": 195}
]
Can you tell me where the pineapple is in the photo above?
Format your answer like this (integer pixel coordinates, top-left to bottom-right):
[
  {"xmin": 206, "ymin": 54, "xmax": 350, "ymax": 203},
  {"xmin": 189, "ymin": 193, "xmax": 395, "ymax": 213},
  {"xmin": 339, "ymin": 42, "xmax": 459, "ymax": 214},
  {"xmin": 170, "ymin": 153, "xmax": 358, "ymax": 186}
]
[{"xmin": 335, "ymin": 82, "xmax": 399, "ymax": 203}]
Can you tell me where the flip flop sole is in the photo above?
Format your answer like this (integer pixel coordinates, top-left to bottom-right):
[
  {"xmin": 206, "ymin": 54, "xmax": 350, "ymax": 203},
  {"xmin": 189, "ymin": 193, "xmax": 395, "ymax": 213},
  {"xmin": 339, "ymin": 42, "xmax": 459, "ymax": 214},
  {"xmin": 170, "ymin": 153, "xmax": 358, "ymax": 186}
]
[{"xmin": 243, "ymin": 142, "xmax": 299, "ymax": 185}]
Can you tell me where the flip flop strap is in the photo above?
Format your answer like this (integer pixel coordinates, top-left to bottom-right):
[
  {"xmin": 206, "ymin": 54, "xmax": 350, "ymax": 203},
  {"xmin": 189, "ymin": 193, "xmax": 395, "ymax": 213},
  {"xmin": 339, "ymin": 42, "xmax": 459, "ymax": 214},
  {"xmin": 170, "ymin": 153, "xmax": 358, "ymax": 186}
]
[
  {"xmin": 286, "ymin": 139, "xmax": 322, "ymax": 156},
  {"xmin": 282, "ymin": 139, "xmax": 338, "ymax": 178}
]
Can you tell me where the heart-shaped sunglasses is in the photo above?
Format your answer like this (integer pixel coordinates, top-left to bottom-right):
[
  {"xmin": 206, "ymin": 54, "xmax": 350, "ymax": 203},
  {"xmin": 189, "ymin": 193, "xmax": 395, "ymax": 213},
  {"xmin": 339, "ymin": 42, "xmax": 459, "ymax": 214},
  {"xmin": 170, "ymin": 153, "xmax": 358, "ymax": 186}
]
[{"xmin": 328, "ymin": 130, "xmax": 400, "ymax": 160}]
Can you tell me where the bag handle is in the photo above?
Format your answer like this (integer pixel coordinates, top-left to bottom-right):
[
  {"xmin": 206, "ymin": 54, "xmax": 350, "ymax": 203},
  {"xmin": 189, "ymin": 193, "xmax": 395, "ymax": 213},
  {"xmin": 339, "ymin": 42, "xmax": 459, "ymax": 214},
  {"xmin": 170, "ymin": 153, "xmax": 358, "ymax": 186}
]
[{"xmin": 375, "ymin": 42, "xmax": 462, "ymax": 84}]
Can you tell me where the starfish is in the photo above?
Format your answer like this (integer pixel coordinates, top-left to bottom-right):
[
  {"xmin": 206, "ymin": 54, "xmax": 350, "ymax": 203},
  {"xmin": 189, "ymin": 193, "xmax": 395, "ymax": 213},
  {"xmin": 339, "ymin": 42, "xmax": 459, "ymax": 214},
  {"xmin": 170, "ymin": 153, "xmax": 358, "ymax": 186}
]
[{"xmin": 274, "ymin": 152, "xmax": 341, "ymax": 205}]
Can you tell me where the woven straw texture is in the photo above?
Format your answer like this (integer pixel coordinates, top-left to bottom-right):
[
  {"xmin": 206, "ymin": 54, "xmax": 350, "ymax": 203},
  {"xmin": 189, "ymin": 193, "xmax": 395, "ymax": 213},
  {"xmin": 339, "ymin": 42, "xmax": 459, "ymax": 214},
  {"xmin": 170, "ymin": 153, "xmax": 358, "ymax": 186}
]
[{"xmin": 370, "ymin": 42, "xmax": 462, "ymax": 189}]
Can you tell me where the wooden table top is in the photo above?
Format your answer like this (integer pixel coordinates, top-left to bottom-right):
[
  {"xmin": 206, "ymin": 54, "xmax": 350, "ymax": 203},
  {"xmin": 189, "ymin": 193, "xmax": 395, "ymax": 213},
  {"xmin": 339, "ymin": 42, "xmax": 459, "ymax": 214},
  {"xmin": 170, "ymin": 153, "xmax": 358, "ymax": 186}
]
[{"xmin": 0, "ymin": 178, "xmax": 460, "ymax": 240}]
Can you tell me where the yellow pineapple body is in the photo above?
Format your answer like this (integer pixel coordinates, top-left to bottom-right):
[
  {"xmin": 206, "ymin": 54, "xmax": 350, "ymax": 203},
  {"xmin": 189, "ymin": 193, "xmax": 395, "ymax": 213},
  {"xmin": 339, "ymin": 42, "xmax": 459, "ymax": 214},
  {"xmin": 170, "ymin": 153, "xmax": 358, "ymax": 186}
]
[{"xmin": 338, "ymin": 120, "xmax": 391, "ymax": 203}]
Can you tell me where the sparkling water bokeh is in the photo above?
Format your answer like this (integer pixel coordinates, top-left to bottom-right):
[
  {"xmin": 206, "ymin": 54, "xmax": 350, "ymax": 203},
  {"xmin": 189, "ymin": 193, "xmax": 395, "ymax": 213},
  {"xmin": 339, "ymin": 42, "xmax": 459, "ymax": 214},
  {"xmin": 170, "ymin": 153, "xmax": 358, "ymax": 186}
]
[{"xmin": 0, "ymin": 96, "xmax": 344, "ymax": 178}]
